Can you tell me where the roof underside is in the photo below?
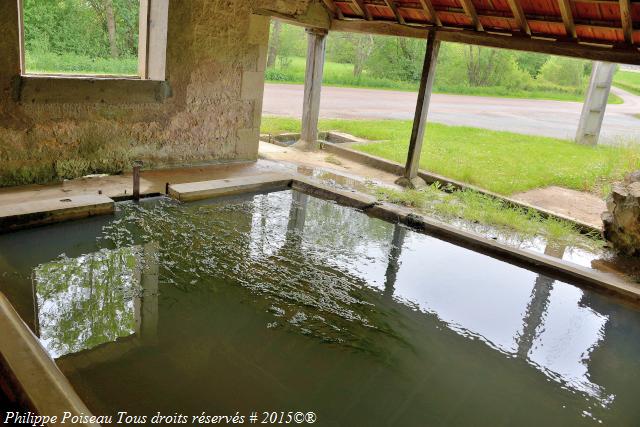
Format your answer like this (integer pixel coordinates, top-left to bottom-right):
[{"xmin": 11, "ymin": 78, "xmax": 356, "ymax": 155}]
[{"xmin": 321, "ymin": 0, "xmax": 640, "ymax": 63}]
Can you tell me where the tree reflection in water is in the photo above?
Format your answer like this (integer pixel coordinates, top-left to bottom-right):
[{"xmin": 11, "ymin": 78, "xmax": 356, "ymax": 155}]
[{"xmin": 34, "ymin": 247, "xmax": 141, "ymax": 358}]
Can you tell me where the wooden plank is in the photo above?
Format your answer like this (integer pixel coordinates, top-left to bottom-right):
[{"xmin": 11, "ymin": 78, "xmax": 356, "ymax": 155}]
[
  {"xmin": 459, "ymin": 0, "xmax": 484, "ymax": 31},
  {"xmin": 383, "ymin": 0, "xmax": 406, "ymax": 24},
  {"xmin": 330, "ymin": 20, "xmax": 640, "ymax": 65},
  {"xmin": 17, "ymin": 0, "xmax": 25, "ymax": 73},
  {"xmin": 418, "ymin": 0, "xmax": 442, "ymax": 25},
  {"xmin": 351, "ymin": 0, "xmax": 373, "ymax": 20},
  {"xmin": 558, "ymin": 0, "xmax": 578, "ymax": 39},
  {"xmin": 619, "ymin": 0, "xmax": 633, "ymax": 44},
  {"xmin": 402, "ymin": 30, "xmax": 440, "ymax": 183},
  {"xmin": 506, "ymin": 0, "xmax": 531, "ymax": 35},
  {"xmin": 322, "ymin": 0, "xmax": 344, "ymax": 19}
]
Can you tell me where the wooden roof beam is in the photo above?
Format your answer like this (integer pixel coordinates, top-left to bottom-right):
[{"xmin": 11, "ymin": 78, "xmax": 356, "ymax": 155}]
[
  {"xmin": 330, "ymin": 19, "xmax": 640, "ymax": 65},
  {"xmin": 558, "ymin": 0, "xmax": 578, "ymax": 39},
  {"xmin": 322, "ymin": 0, "xmax": 344, "ymax": 19},
  {"xmin": 351, "ymin": 0, "xmax": 373, "ymax": 20},
  {"xmin": 506, "ymin": 0, "xmax": 531, "ymax": 35},
  {"xmin": 619, "ymin": 0, "xmax": 634, "ymax": 44},
  {"xmin": 383, "ymin": 0, "xmax": 406, "ymax": 24},
  {"xmin": 459, "ymin": 0, "xmax": 484, "ymax": 31},
  {"xmin": 418, "ymin": 0, "xmax": 442, "ymax": 26}
]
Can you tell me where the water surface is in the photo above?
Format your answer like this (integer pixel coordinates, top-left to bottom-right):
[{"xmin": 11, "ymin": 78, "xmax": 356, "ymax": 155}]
[{"xmin": 1, "ymin": 190, "xmax": 639, "ymax": 426}]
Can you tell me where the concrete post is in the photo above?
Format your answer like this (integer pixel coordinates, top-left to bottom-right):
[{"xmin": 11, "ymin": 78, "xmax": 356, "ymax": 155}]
[
  {"xmin": 396, "ymin": 30, "xmax": 440, "ymax": 188},
  {"xmin": 295, "ymin": 28, "xmax": 327, "ymax": 151},
  {"xmin": 575, "ymin": 61, "xmax": 616, "ymax": 145}
]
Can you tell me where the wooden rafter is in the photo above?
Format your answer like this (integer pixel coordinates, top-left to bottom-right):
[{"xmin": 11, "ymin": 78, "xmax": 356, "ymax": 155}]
[
  {"xmin": 506, "ymin": 0, "xmax": 531, "ymax": 35},
  {"xmin": 459, "ymin": 0, "xmax": 484, "ymax": 31},
  {"xmin": 619, "ymin": 0, "xmax": 634, "ymax": 44},
  {"xmin": 330, "ymin": 20, "xmax": 640, "ymax": 65},
  {"xmin": 383, "ymin": 0, "xmax": 406, "ymax": 24},
  {"xmin": 557, "ymin": 0, "xmax": 578, "ymax": 39},
  {"xmin": 322, "ymin": 0, "xmax": 344, "ymax": 19},
  {"xmin": 418, "ymin": 0, "xmax": 442, "ymax": 26},
  {"xmin": 351, "ymin": 0, "xmax": 373, "ymax": 20}
]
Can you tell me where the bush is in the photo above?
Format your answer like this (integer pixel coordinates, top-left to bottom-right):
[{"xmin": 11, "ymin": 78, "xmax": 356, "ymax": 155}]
[{"xmin": 539, "ymin": 57, "xmax": 587, "ymax": 87}]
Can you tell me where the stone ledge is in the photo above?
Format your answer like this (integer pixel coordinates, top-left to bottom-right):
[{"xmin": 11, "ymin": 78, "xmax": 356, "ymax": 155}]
[
  {"xmin": 167, "ymin": 172, "xmax": 293, "ymax": 202},
  {"xmin": 19, "ymin": 75, "xmax": 171, "ymax": 104},
  {"xmin": 0, "ymin": 292, "xmax": 99, "ymax": 426},
  {"xmin": 0, "ymin": 194, "xmax": 114, "ymax": 233}
]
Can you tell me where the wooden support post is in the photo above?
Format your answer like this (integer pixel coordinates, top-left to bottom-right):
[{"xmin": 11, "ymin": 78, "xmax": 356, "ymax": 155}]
[
  {"xmin": 575, "ymin": 61, "xmax": 615, "ymax": 145},
  {"xmin": 295, "ymin": 29, "xmax": 327, "ymax": 151},
  {"xmin": 619, "ymin": 0, "xmax": 633, "ymax": 44},
  {"xmin": 396, "ymin": 30, "xmax": 440, "ymax": 188}
]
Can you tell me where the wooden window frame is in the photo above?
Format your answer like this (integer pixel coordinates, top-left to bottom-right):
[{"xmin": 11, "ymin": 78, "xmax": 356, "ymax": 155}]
[{"xmin": 17, "ymin": 0, "xmax": 168, "ymax": 81}]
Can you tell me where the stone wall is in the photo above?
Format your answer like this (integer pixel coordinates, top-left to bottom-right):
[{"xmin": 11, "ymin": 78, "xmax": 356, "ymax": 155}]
[{"xmin": 0, "ymin": 0, "xmax": 321, "ymax": 187}]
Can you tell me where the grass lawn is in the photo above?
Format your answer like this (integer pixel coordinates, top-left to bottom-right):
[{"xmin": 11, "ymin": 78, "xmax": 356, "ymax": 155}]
[
  {"xmin": 25, "ymin": 51, "xmax": 138, "ymax": 75},
  {"xmin": 261, "ymin": 116, "xmax": 640, "ymax": 197},
  {"xmin": 267, "ymin": 56, "xmax": 622, "ymax": 103},
  {"xmin": 613, "ymin": 70, "xmax": 640, "ymax": 96}
]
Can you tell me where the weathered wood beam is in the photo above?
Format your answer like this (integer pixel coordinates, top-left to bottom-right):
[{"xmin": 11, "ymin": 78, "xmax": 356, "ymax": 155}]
[
  {"xmin": 298, "ymin": 29, "xmax": 328, "ymax": 150},
  {"xmin": 558, "ymin": 0, "xmax": 578, "ymax": 39},
  {"xmin": 383, "ymin": 0, "xmax": 406, "ymax": 24},
  {"xmin": 506, "ymin": 0, "xmax": 531, "ymax": 35},
  {"xmin": 330, "ymin": 20, "xmax": 640, "ymax": 65},
  {"xmin": 398, "ymin": 30, "xmax": 440, "ymax": 187},
  {"xmin": 418, "ymin": 0, "xmax": 442, "ymax": 26},
  {"xmin": 619, "ymin": 0, "xmax": 634, "ymax": 44},
  {"xmin": 459, "ymin": 0, "xmax": 484, "ymax": 31},
  {"xmin": 322, "ymin": 0, "xmax": 344, "ymax": 19},
  {"xmin": 351, "ymin": 0, "xmax": 373, "ymax": 20}
]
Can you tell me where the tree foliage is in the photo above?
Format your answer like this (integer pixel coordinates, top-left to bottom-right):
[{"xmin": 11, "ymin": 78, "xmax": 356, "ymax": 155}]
[
  {"xmin": 23, "ymin": 0, "xmax": 139, "ymax": 59},
  {"xmin": 266, "ymin": 21, "xmax": 591, "ymax": 95}
]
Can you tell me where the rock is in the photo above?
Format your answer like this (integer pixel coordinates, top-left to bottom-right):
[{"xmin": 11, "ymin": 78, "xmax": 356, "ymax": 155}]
[
  {"xmin": 625, "ymin": 170, "xmax": 640, "ymax": 184},
  {"xmin": 602, "ymin": 171, "xmax": 640, "ymax": 256}
]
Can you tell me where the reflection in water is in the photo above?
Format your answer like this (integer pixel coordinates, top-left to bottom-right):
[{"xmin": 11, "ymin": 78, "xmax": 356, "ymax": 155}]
[
  {"xmin": 20, "ymin": 191, "xmax": 640, "ymax": 424},
  {"xmin": 384, "ymin": 224, "xmax": 406, "ymax": 299},
  {"xmin": 34, "ymin": 247, "xmax": 139, "ymax": 358},
  {"xmin": 34, "ymin": 243, "xmax": 159, "ymax": 358}
]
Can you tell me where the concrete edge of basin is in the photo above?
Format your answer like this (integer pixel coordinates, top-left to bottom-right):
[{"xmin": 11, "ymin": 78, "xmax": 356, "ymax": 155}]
[
  {"xmin": 0, "ymin": 194, "xmax": 115, "ymax": 234},
  {"xmin": 0, "ymin": 292, "xmax": 100, "ymax": 427},
  {"xmin": 166, "ymin": 172, "xmax": 638, "ymax": 302}
]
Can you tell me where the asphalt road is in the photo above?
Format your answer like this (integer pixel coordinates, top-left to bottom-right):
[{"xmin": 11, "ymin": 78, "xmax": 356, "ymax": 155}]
[{"xmin": 262, "ymin": 83, "xmax": 640, "ymax": 144}]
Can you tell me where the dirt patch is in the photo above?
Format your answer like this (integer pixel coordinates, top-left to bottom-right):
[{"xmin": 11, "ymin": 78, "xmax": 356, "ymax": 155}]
[{"xmin": 511, "ymin": 186, "xmax": 605, "ymax": 229}]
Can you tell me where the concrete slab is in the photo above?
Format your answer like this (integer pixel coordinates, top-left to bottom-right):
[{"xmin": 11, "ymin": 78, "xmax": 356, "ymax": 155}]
[
  {"xmin": 0, "ymin": 194, "xmax": 114, "ymax": 233},
  {"xmin": 168, "ymin": 172, "xmax": 293, "ymax": 202}
]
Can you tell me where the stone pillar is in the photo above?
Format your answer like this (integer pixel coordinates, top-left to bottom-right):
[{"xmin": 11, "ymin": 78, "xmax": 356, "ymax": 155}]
[
  {"xmin": 396, "ymin": 30, "xmax": 440, "ymax": 189},
  {"xmin": 295, "ymin": 28, "xmax": 327, "ymax": 151},
  {"xmin": 575, "ymin": 61, "xmax": 615, "ymax": 146}
]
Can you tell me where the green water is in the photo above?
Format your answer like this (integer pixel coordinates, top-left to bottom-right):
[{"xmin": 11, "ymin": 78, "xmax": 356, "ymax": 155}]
[{"xmin": 1, "ymin": 190, "xmax": 640, "ymax": 426}]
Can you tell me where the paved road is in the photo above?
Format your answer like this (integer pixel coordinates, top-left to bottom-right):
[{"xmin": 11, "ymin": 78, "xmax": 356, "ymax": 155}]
[{"xmin": 263, "ymin": 83, "xmax": 640, "ymax": 144}]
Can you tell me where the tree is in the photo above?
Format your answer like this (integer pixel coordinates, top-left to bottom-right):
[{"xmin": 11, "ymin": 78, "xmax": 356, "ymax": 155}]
[
  {"xmin": 88, "ymin": 0, "xmax": 119, "ymax": 58},
  {"xmin": 465, "ymin": 46, "xmax": 499, "ymax": 86},
  {"xmin": 267, "ymin": 20, "xmax": 282, "ymax": 68},
  {"xmin": 353, "ymin": 34, "xmax": 374, "ymax": 78}
]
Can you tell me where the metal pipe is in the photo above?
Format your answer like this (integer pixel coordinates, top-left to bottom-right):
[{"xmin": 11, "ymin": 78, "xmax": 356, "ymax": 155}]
[{"xmin": 132, "ymin": 160, "xmax": 143, "ymax": 201}]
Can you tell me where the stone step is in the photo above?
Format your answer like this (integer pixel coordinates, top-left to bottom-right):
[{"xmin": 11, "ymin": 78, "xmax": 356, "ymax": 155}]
[{"xmin": 0, "ymin": 194, "xmax": 114, "ymax": 233}]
